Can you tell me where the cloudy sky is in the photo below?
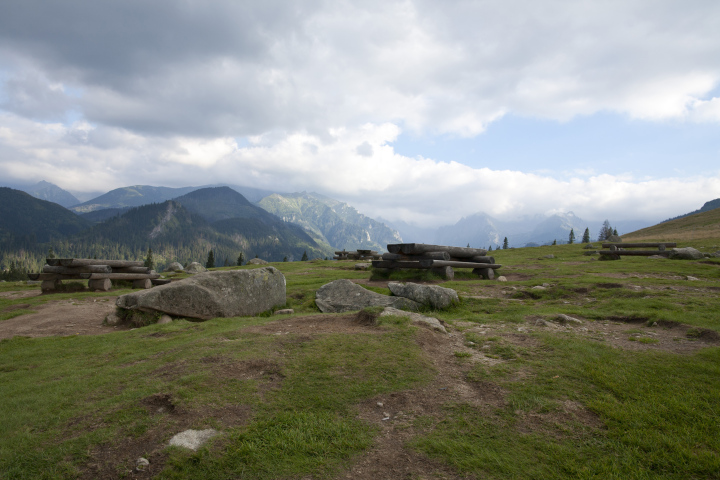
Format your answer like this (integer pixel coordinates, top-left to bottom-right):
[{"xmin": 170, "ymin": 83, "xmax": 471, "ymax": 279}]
[{"xmin": 1, "ymin": 0, "xmax": 719, "ymax": 226}]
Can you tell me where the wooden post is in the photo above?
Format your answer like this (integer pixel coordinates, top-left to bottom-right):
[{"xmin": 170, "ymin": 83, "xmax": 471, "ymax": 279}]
[
  {"xmin": 431, "ymin": 266, "xmax": 454, "ymax": 280},
  {"xmin": 472, "ymin": 267, "xmax": 495, "ymax": 280},
  {"xmin": 88, "ymin": 278, "xmax": 112, "ymax": 292},
  {"xmin": 132, "ymin": 279, "xmax": 153, "ymax": 289},
  {"xmin": 41, "ymin": 279, "xmax": 61, "ymax": 292}
]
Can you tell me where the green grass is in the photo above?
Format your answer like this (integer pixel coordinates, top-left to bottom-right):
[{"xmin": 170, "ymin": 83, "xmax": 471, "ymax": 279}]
[{"xmin": 1, "ymin": 242, "xmax": 720, "ymax": 478}]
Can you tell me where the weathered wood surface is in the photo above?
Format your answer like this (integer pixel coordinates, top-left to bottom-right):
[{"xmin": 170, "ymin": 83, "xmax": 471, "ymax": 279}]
[
  {"xmin": 41, "ymin": 279, "xmax": 62, "ymax": 292},
  {"xmin": 133, "ymin": 279, "xmax": 153, "ymax": 289},
  {"xmin": 431, "ymin": 266, "xmax": 454, "ymax": 280},
  {"xmin": 598, "ymin": 250, "xmax": 670, "ymax": 256},
  {"xmin": 450, "ymin": 255, "xmax": 495, "ymax": 264},
  {"xmin": 88, "ymin": 273, "xmax": 160, "ymax": 280},
  {"xmin": 47, "ymin": 258, "xmax": 145, "ymax": 268},
  {"xmin": 371, "ymin": 260, "xmax": 434, "ymax": 269},
  {"xmin": 88, "ymin": 278, "xmax": 112, "ymax": 292},
  {"xmin": 381, "ymin": 251, "xmax": 451, "ymax": 261},
  {"xmin": 601, "ymin": 243, "xmax": 676, "ymax": 249},
  {"xmin": 429, "ymin": 260, "xmax": 502, "ymax": 269},
  {"xmin": 42, "ymin": 265, "xmax": 112, "ymax": 274},
  {"xmin": 387, "ymin": 243, "xmax": 488, "ymax": 257},
  {"xmin": 28, "ymin": 273, "xmax": 92, "ymax": 281},
  {"xmin": 472, "ymin": 267, "xmax": 495, "ymax": 279}
]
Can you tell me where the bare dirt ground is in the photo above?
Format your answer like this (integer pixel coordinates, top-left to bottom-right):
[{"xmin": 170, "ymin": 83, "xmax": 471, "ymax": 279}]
[{"xmin": 0, "ymin": 294, "xmax": 124, "ymax": 339}]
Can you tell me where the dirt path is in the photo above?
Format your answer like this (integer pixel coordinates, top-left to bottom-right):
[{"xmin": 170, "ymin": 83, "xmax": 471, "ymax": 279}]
[{"xmin": 0, "ymin": 294, "xmax": 122, "ymax": 339}]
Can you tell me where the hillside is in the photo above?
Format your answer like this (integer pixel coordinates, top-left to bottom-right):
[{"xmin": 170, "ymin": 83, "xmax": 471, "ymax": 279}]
[
  {"xmin": 663, "ymin": 198, "xmax": 720, "ymax": 223},
  {"xmin": 623, "ymin": 207, "xmax": 720, "ymax": 242},
  {"xmin": 0, "ymin": 188, "xmax": 90, "ymax": 246},
  {"xmin": 20, "ymin": 181, "xmax": 80, "ymax": 208},
  {"xmin": 67, "ymin": 199, "xmax": 332, "ymax": 266},
  {"xmin": 70, "ymin": 185, "xmax": 201, "ymax": 213},
  {"xmin": 258, "ymin": 192, "xmax": 402, "ymax": 252},
  {"xmin": 173, "ymin": 187, "xmax": 268, "ymax": 223}
]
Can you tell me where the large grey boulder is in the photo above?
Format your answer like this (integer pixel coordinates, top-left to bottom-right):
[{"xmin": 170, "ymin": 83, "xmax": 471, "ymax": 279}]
[
  {"xmin": 116, "ymin": 267, "xmax": 286, "ymax": 320},
  {"xmin": 315, "ymin": 279, "xmax": 420, "ymax": 313},
  {"xmin": 669, "ymin": 247, "xmax": 704, "ymax": 260},
  {"xmin": 186, "ymin": 262, "xmax": 207, "ymax": 273},
  {"xmin": 387, "ymin": 282, "xmax": 458, "ymax": 310},
  {"xmin": 607, "ymin": 235, "xmax": 622, "ymax": 243},
  {"xmin": 165, "ymin": 262, "xmax": 184, "ymax": 273}
]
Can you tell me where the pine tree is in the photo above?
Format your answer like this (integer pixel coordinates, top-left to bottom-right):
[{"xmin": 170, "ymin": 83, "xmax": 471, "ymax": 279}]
[
  {"xmin": 47, "ymin": 248, "xmax": 56, "ymax": 260},
  {"xmin": 283, "ymin": 256, "xmax": 288, "ymax": 262},
  {"xmin": 224, "ymin": 256, "xmax": 229, "ymax": 267},
  {"xmin": 582, "ymin": 228, "xmax": 590, "ymax": 243},
  {"xmin": 488, "ymin": 245, "xmax": 493, "ymax": 251},
  {"xmin": 613, "ymin": 228, "xmax": 618, "ymax": 236},
  {"xmin": 552, "ymin": 239, "xmax": 557, "ymax": 245},
  {"xmin": 598, "ymin": 220, "xmax": 613, "ymax": 241},
  {"xmin": 568, "ymin": 228, "xmax": 575, "ymax": 244},
  {"xmin": 206, "ymin": 250, "xmax": 215, "ymax": 269},
  {"xmin": 467, "ymin": 243, "xmax": 470, "ymax": 248},
  {"xmin": 301, "ymin": 251, "xmax": 308, "ymax": 261},
  {"xmin": 144, "ymin": 247, "xmax": 154, "ymax": 270},
  {"xmin": 503, "ymin": 237, "xmax": 508, "ymax": 249},
  {"xmin": 237, "ymin": 252, "xmax": 245, "ymax": 266}
]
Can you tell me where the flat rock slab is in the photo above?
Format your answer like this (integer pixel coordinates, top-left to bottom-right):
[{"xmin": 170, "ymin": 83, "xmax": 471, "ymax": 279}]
[
  {"xmin": 168, "ymin": 429, "xmax": 219, "ymax": 451},
  {"xmin": 387, "ymin": 282, "xmax": 458, "ymax": 310},
  {"xmin": 116, "ymin": 268, "xmax": 286, "ymax": 320},
  {"xmin": 315, "ymin": 279, "xmax": 420, "ymax": 313},
  {"xmin": 380, "ymin": 307, "xmax": 447, "ymax": 333}
]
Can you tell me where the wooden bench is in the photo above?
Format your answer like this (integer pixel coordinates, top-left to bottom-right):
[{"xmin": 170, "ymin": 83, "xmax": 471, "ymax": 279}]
[
  {"xmin": 28, "ymin": 258, "xmax": 162, "ymax": 292},
  {"xmin": 598, "ymin": 243, "xmax": 677, "ymax": 258}
]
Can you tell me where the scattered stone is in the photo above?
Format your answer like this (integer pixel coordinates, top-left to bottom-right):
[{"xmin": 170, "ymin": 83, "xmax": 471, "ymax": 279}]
[
  {"xmin": 380, "ymin": 307, "xmax": 447, "ymax": 333},
  {"xmin": 651, "ymin": 321, "xmax": 658, "ymax": 327},
  {"xmin": 185, "ymin": 262, "xmax": 207, "ymax": 274},
  {"xmin": 542, "ymin": 283, "xmax": 551, "ymax": 287},
  {"xmin": 583, "ymin": 244, "xmax": 597, "ymax": 249},
  {"xmin": 556, "ymin": 314, "xmax": 583, "ymax": 325},
  {"xmin": 136, "ymin": 458, "xmax": 150, "ymax": 471},
  {"xmin": 248, "ymin": 258, "xmax": 269, "ymax": 265},
  {"xmin": 315, "ymin": 279, "xmax": 419, "ymax": 313},
  {"xmin": 274, "ymin": 308, "xmax": 294, "ymax": 315},
  {"xmin": 686, "ymin": 276, "xmax": 699, "ymax": 281},
  {"xmin": 647, "ymin": 255, "xmax": 665, "ymax": 259},
  {"xmin": 669, "ymin": 247, "xmax": 704, "ymax": 260},
  {"xmin": 165, "ymin": 262, "xmax": 184, "ymax": 272},
  {"xmin": 168, "ymin": 429, "xmax": 219, "ymax": 451},
  {"xmin": 531, "ymin": 286, "xmax": 546, "ymax": 290},
  {"xmin": 26, "ymin": 280, "xmax": 41, "ymax": 285},
  {"xmin": 116, "ymin": 268, "xmax": 286, "ymax": 320},
  {"xmin": 543, "ymin": 254, "xmax": 555, "ymax": 259},
  {"xmin": 104, "ymin": 312, "xmax": 122, "ymax": 326},
  {"xmin": 157, "ymin": 314, "xmax": 173, "ymax": 324},
  {"xmin": 534, "ymin": 319, "xmax": 552, "ymax": 327},
  {"xmin": 583, "ymin": 251, "xmax": 599, "ymax": 256},
  {"xmin": 387, "ymin": 282, "xmax": 459, "ymax": 310},
  {"xmin": 354, "ymin": 263, "xmax": 371, "ymax": 270},
  {"xmin": 497, "ymin": 276, "xmax": 507, "ymax": 282},
  {"xmin": 607, "ymin": 235, "xmax": 622, "ymax": 243},
  {"xmin": 377, "ymin": 402, "xmax": 384, "ymax": 408}
]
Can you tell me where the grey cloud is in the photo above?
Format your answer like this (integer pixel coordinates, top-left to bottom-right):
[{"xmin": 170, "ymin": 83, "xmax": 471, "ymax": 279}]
[{"xmin": 356, "ymin": 141, "xmax": 373, "ymax": 157}]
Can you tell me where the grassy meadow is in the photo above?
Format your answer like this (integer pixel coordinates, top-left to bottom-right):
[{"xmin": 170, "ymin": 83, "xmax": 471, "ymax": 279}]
[{"xmin": 1, "ymin": 237, "xmax": 719, "ymax": 479}]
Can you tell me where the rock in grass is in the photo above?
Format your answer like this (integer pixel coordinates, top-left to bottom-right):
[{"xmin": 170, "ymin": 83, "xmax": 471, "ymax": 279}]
[
  {"xmin": 387, "ymin": 282, "xmax": 458, "ymax": 310},
  {"xmin": 497, "ymin": 276, "xmax": 507, "ymax": 282},
  {"xmin": 165, "ymin": 262, "xmax": 184, "ymax": 272},
  {"xmin": 380, "ymin": 307, "xmax": 447, "ymax": 333},
  {"xmin": 669, "ymin": 247, "xmax": 704, "ymax": 260},
  {"xmin": 116, "ymin": 268, "xmax": 286, "ymax": 320},
  {"xmin": 354, "ymin": 263, "xmax": 371, "ymax": 270},
  {"xmin": 248, "ymin": 258, "xmax": 269, "ymax": 265},
  {"xmin": 543, "ymin": 254, "xmax": 555, "ymax": 259},
  {"xmin": 556, "ymin": 314, "xmax": 583, "ymax": 325},
  {"xmin": 274, "ymin": 308, "xmax": 294, "ymax": 315},
  {"xmin": 315, "ymin": 279, "xmax": 420, "ymax": 313},
  {"xmin": 168, "ymin": 429, "xmax": 219, "ymax": 451},
  {"xmin": 157, "ymin": 314, "xmax": 173, "ymax": 324},
  {"xmin": 104, "ymin": 312, "xmax": 122, "ymax": 326},
  {"xmin": 686, "ymin": 276, "xmax": 699, "ymax": 281},
  {"xmin": 185, "ymin": 262, "xmax": 207, "ymax": 273}
]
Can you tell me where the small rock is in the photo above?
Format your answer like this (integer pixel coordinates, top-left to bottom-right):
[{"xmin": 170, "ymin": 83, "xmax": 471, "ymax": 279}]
[
  {"xmin": 531, "ymin": 286, "xmax": 546, "ymax": 290},
  {"xmin": 136, "ymin": 458, "xmax": 150, "ymax": 471},
  {"xmin": 157, "ymin": 314, "xmax": 173, "ymax": 324},
  {"xmin": 669, "ymin": 247, "xmax": 704, "ymax": 260},
  {"xmin": 354, "ymin": 263, "xmax": 371, "ymax": 270},
  {"xmin": 651, "ymin": 321, "xmax": 658, "ymax": 327},
  {"xmin": 607, "ymin": 235, "xmax": 622, "ymax": 243},
  {"xmin": 556, "ymin": 314, "xmax": 583, "ymax": 325},
  {"xmin": 534, "ymin": 319, "xmax": 552, "ymax": 327},
  {"xmin": 165, "ymin": 262, "xmax": 184, "ymax": 272},
  {"xmin": 543, "ymin": 254, "xmax": 555, "ymax": 259},
  {"xmin": 380, "ymin": 307, "xmax": 447, "ymax": 333},
  {"xmin": 104, "ymin": 312, "xmax": 122, "ymax": 326},
  {"xmin": 647, "ymin": 255, "xmax": 665, "ymax": 259},
  {"xmin": 169, "ymin": 429, "xmax": 219, "ymax": 451},
  {"xmin": 686, "ymin": 276, "xmax": 699, "ymax": 281},
  {"xmin": 583, "ymin": 244, "xmax": 597, "ymax": 249},
  {"xmin": 377, "ymin": 402, "xmax": 384, "ymax": 407},
  {"xmin": 517, "ymin": 326, "xmax": 528, "ymax": 332},
  {"xmin": 542, "ymin": 283, "xmax": 551, "ymax": 287},
  {"xmin": 26, "ymin": 280, "xmax": 41, "ymax": 285},
  {"xmin": 497, "ymin": 276, "xmax": 507, "ymax": 282},
  {"xmin": 274, "ymin": 308, "xmax": 294, "ymax": 315}
]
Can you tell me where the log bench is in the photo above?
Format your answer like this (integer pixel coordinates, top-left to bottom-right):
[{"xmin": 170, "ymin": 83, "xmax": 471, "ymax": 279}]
[
  {"xmin": 28, "ymin": 258, "xmax": 160, "ymax": 292},
  {"xmin": 598, "ymin": 242, "xmax": 677, "ymax": 259},
  {"xmin": 334, "ymin": 249, "xmax": 382, "ymax": 260},
  {"xmin": 372, "ymin": 244, "xmax": 502, "ymax": 280}
]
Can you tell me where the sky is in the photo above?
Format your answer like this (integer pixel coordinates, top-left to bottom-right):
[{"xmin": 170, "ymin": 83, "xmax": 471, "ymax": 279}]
[{"xmin": 1, "ymin": 0, "xmax": 719, "ymax": 227}]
